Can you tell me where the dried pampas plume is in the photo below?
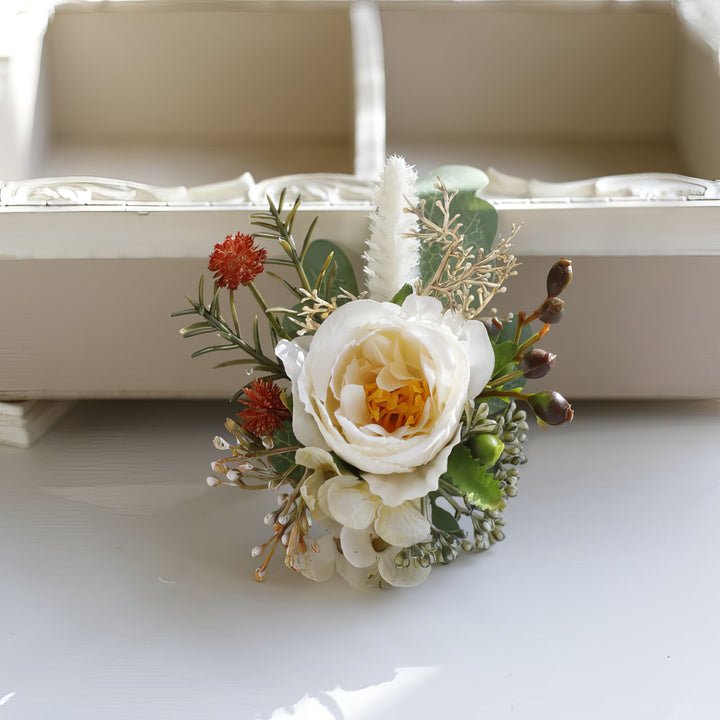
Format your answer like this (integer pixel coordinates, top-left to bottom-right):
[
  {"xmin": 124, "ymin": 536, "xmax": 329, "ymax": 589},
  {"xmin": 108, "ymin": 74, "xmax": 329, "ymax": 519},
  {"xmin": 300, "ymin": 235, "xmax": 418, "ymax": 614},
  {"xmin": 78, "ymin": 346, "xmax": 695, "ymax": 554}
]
[{"xmin": 363, "ymin": 156, "xmax": 420, "ymax": 301}]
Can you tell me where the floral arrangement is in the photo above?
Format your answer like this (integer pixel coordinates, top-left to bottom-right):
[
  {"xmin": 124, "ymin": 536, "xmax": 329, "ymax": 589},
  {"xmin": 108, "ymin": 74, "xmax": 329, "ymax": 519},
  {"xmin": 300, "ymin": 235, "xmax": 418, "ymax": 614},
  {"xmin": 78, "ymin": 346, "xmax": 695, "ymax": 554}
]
[{"xmin": 174, "ymin": 157, "xmax": 574, "ymax": 589}]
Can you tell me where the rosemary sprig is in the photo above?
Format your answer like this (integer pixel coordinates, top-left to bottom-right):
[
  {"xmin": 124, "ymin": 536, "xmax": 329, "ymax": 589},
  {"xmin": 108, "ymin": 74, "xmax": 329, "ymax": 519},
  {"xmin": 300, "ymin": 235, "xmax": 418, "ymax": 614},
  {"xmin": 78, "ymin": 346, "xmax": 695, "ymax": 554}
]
[
  {"xmin": 172, "ymin": 276, "xmax": 285, "ymax": 378},
  {"xmin": 251, "ymin": 191, "xmax": 315, "ymax": 293}
]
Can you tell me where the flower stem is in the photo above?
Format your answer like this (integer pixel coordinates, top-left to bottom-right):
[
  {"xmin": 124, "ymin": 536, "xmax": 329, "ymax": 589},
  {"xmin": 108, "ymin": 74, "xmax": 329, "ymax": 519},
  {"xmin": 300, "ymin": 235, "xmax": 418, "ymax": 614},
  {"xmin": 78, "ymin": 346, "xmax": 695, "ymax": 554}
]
[
  {"xmin": 478, "ymin": 390, "xmax": 530, "ymax": 402},
  {"xmin": 513, "ymin": 312, "xmax": 526, "ymax": 344},
  {"xmin": 247, "ymin": 281, "xmax": 288, "ymax": 339},
  {"xmin": 486, "ymin": 369, "xmax": 525, "ymax": 389},
  {"xmin": 513, "ymin": 323, "xmax": 550, "ymax": 361},
  {"xmin": 229, "ymin": 290, "xmax": 241, "ymax": 336}
]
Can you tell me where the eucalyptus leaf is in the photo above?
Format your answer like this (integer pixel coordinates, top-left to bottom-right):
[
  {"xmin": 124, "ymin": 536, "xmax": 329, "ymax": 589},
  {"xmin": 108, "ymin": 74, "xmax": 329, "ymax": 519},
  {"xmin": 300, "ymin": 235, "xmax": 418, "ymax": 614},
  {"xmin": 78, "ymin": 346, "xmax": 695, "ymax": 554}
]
[
  {"xmin": 417, "ymin": 165, "xmax": 490, "ymax": 196},
  {"xmin": 269, "ymin": 422, "xmax": 304, "ymax": 482},
  {"xmin": 302, "ymin": 239, "xmax": 358, "ymax": 299},
  {"xmin": 431, "ymin": 503, "xmax": 461, "ymax": 533},
  {"xmin": 281, "ymin": 239, "xmax": 359, "ymax": 338},
  {"xmin": 494, "ymin": 314, "xmax": 533, "ymax": 346},
  {"xmin": 281, "ymin": 304, "xmax": 304, "ymax": 338},
  {"xmin": 492, "ymin": 341, "xmax": 518, "ymax": 377},
  {"xmin": 442, "ymin": 443, "xmax": 505, "ymax": 511}
]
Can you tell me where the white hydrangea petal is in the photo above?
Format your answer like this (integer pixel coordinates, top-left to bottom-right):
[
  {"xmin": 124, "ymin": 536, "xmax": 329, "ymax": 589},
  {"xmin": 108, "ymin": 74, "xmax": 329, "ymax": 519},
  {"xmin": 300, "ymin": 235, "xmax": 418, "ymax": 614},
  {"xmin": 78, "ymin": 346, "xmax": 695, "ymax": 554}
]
[
  {"xmin": 295, "ymin": 446, "xmax": 338, "ymax": 473},
  {"xmin": 295, "ymin": 448, "xmax": 342, "ymax": 515},
  {"xmin": 325, "ymin": 476, "xmax": 381, "ymax": 529},
  {"xmin": 375, "ymin": 502, "xmax": 432, "ymax": 546},
  {"xmin": 339, "ymin": 527, "xmax": 378, "ymax": 568},
  {"xmin": 301, "ymin": 534, "xmax": 338, "ymax": 583},
  {"xmin": 316, "ymin": 474, "xmax": 333, "ymax": 518},
  {"xmin": 377, "ymin": 547, "xmax": 432, "ymax": 587},
  {"xmin": 300, "ymin": 473, "xmax": 323, "ymax": 513},
  {"xmin": 336, "ymin": 554, "xmax": 380, "ymax": 590}
]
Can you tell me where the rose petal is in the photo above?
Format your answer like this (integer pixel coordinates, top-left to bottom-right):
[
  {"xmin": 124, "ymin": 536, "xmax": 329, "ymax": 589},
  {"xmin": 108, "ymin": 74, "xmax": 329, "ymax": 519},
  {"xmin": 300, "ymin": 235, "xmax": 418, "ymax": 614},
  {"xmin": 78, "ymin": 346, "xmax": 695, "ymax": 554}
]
[
  {"xmin": 375, "ymin": 502, "xmax": 432, "ymax": 546},
  {"xmin": 363, "ymin": 430, "xmax": 461, "ymax": 506},
  {"xmin": 339, "ymin": 526, "xmax": 378, "ymax": 568},
  {"xmin": 339, "ymin": 383, "xmax": 371, "ymax": 426},
  {"xmin": 306, "ymin": 300, "xmax": 403, "ymax": 393},
  {"xmin": 457, "ymin": 318, "xmax": 495, "ymax": 398},
  {"xmin": 377, "ymin": 547, "xmax": 432, "ymax": 587},
  {"xmin": 275, "ymin": 338, "xmax": 328, "ymax": 450},
  {"xmin": 401, "ymin": 294, "xmax": 444, "ymax": 324},
  {"xmin": 325, "ymin": 476, "xmax": 381, "ymax": 529}
]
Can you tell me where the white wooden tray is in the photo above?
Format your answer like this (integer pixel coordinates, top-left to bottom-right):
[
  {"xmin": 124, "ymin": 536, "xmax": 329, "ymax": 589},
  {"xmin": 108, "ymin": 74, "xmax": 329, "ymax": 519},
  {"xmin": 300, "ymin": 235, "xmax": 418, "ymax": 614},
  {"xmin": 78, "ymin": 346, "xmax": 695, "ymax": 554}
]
[{"xmin": 1, "ymin": 0, "xmax": 719, "ymax": 399}]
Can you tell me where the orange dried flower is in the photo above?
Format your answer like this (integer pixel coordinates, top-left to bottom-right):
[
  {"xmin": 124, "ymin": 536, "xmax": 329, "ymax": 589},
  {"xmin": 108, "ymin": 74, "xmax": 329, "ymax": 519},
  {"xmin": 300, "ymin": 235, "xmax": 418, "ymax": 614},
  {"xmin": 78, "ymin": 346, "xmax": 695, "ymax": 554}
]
[
  {"xmin": 209, "ymin": 233, "xmax": 267, "ymax": 290},
  {"xmin": 238, "ymin": 379, "xmax": 290, "ymax": 437}
]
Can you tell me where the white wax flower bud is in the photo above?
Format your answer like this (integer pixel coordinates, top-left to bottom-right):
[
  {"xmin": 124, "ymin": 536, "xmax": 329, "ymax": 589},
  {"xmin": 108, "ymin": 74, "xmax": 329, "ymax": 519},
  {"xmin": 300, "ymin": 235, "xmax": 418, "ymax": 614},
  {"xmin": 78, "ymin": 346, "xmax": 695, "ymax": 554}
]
[
  {"xmin": 213, "ymin": 436, "xmax": 230, "ymax": 450},
  {"xmin": 206, "ymin": 476, "xmax": 221, "ymax": 488}
]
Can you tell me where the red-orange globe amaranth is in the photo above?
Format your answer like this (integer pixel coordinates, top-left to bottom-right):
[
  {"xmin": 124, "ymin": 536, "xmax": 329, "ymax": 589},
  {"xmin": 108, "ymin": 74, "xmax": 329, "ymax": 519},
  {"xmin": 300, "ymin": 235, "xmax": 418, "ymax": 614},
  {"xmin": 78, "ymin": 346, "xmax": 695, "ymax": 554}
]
[
  {"xmin": 237, "ymin": 379, "xmax": 290, "ymax": 437},
  {"xmin": 208, "ymin": 233, "xmax": 267, "ymax": 290}
]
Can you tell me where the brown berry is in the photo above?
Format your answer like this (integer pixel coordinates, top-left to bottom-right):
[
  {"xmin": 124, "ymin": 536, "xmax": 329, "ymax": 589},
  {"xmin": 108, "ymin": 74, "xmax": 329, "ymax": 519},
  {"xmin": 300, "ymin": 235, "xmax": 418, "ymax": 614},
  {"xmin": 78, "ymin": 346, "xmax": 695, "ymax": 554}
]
[
  {"xmin": 546, "ymin": 259, "xmax": 573, "ymax": 298},
  {"xmin": 519, "ymin": 349, "xmax": 557, "ymax": 379}
]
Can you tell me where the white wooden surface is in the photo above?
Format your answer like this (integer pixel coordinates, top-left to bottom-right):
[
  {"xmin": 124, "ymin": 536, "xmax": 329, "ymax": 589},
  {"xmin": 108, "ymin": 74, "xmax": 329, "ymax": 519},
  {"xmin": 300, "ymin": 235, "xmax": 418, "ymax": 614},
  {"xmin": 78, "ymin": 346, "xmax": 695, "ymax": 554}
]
[{"xmin": 1, "ymin": 399, "xmax": 719, "ymax": 718}]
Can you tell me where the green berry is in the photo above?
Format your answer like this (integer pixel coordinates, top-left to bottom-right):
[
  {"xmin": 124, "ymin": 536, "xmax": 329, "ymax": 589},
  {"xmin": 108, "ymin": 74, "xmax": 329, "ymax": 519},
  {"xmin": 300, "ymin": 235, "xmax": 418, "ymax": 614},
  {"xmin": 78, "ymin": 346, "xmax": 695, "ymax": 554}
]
[{"xmin": 468, "ymin": 434, "xmax": 505, "ymax": 466}]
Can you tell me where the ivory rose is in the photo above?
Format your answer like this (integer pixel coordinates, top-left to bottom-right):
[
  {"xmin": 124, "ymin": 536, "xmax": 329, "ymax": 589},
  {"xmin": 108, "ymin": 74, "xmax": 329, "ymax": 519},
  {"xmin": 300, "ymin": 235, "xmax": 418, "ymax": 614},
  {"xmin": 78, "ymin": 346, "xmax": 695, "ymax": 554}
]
[{"xmin": 276, "ymin": 294, "xmax": 494, "ymax": 506}]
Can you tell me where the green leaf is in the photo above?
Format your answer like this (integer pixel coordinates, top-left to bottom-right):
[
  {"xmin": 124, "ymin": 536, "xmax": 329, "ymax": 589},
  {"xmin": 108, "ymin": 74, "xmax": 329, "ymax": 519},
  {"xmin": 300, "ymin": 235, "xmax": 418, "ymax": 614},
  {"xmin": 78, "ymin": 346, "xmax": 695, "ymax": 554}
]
[
  {"xmin": 302, "ymin": 239, "xmax": 358, "ymax": 299},
  {"xmin": 443, "ymin": 444, "xmax": 505, "ymax": 511},
  {"xmin": 492, "ymin": 341, "xmax": 518, "ymax": 377},
  {"xmin": 281, "ymin": 304, "xmax": 304, "ymax": 338},
  {"xmin": 390, "ymin": 283, "xmax": 413, "ymax": 306},
  {"xmin": 269, "ymin": 422, "xmax": 304, "ymax": 482},
  {"xmin": 431, "ymin": 502, "xmax": 461, "ymax": 533},
  {"xmin": 171, "ymin": 306, "xmax": 200, "ymax": 318},
  {"xmin": 494, "ymin": 314, "xmax": 532, "ymax": 346}
]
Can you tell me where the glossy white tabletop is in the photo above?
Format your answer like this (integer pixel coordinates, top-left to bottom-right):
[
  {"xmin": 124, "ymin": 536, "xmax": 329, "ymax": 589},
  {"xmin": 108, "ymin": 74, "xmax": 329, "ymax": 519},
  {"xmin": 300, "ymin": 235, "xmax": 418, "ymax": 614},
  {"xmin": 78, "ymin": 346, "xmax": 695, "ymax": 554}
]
[{"xmin": 1, "ymin": 400, "xmax": 719, "ymax": 719}]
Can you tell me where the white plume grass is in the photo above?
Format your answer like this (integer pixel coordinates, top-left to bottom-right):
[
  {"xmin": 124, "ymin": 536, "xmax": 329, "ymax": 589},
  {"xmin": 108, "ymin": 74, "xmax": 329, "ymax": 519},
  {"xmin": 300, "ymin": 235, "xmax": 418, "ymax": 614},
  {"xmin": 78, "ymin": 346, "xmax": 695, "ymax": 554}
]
[{"xmin": 363, "ymin": 156, "xmax": 420, "ymax": 301}]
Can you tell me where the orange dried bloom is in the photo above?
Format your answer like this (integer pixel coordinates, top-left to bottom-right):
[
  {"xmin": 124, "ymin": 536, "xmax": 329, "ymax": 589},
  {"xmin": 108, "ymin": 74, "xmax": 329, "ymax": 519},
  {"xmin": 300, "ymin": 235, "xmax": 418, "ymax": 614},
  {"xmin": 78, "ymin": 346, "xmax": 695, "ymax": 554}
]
[
  {"xmin": 209, "ymin": 233, "xmax": 267, "ymax": 290},
  {"xmin": 238, "ymin": 379, "xmax": 290, "ymax": 437}
]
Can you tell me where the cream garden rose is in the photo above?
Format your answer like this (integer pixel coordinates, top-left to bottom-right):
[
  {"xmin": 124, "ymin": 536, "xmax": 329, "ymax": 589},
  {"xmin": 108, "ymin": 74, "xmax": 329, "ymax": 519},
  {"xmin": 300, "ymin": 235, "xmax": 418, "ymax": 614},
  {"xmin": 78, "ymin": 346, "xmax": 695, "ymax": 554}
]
[{"xmin": 275, "ymin": 294, "xmax": 494, "ymax": 506}]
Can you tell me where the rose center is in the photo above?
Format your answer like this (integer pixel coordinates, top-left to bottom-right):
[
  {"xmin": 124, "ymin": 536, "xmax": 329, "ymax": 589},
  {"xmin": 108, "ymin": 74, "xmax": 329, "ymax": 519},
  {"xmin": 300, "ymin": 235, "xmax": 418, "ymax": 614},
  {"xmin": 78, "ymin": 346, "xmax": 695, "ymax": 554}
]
[{"xmin": 364, "ymin": 378, "xmax": 429, "ymax": 433}]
